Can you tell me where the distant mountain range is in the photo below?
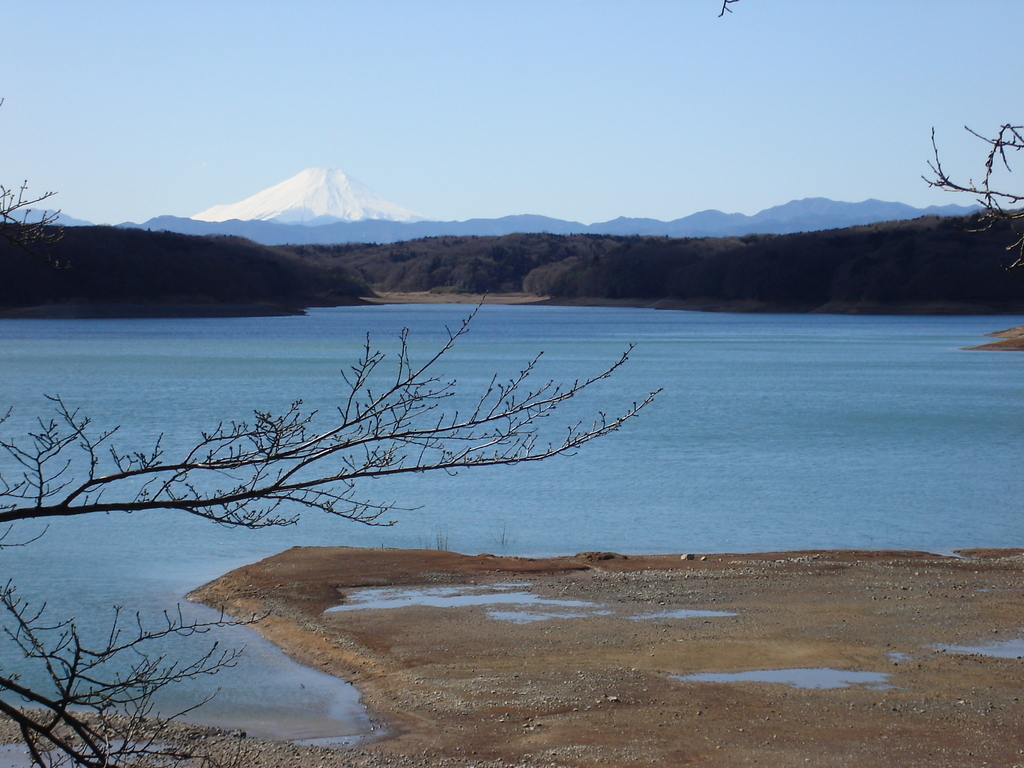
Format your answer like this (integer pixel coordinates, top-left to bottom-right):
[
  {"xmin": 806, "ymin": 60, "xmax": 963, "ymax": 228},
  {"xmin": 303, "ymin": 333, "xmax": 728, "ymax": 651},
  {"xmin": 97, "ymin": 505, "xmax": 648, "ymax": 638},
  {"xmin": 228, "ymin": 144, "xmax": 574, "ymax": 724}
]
[
  {"xmin": 21, "ymin": 210, "xmax": 95, "ymax": 227},
  {"xmin": 34, "ymin": 167, "xmax": 981, "ymax": 245},
  {"xmin": 115, "ymin": 197, "xmax": 976, "ymax": 245}
]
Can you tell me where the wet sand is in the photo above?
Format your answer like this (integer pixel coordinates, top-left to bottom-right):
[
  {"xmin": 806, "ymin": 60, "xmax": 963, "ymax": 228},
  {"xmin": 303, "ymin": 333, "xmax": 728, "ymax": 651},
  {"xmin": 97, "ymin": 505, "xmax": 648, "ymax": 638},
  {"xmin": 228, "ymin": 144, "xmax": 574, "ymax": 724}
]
[{"xmin": 188, "ymin": 546, "xmax": 1024, "ymax": 767}]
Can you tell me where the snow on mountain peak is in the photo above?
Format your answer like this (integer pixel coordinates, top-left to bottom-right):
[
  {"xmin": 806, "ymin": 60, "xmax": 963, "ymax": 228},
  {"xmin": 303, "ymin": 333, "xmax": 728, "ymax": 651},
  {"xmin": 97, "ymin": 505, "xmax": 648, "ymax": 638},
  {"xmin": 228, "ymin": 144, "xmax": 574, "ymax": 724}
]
[{"xmin": 192, "ymin": 168, "xmax": 425, "ymax": 224}]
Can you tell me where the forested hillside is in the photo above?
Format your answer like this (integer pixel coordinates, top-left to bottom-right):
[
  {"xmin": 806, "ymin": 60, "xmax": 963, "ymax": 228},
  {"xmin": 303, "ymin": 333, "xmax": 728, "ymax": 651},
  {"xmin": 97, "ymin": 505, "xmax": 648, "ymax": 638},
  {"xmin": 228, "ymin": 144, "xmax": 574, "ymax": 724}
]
[
  {"xmin": 3, "ymin": 215, "xmax": 1023, "ymax": 315},
  {"xmin": 284, "ymin": 215, "xmax": 1024, "ymax": 312},
  {"xmin": 0, "ymin": 226, "xmax": 368, "ymax": 313},
  {"xmin": 282, "ymin": 233, "xmax": 628, "ymax": 294}
]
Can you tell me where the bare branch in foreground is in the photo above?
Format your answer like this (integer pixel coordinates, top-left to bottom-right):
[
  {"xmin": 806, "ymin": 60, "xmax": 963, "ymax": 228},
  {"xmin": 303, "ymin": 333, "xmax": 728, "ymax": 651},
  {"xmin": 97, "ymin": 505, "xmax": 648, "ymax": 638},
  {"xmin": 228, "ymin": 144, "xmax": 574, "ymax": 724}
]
[
  {"xmin": 0, "ymin": 310, "xmax": 656, "ymax": 765},
  {"xmin": 0, "ymin": 582, "xmax": 251, "ymax": 768},
  {"xmin": 0, "ymin": 311, "xmax": 659, "ymax": 530}
]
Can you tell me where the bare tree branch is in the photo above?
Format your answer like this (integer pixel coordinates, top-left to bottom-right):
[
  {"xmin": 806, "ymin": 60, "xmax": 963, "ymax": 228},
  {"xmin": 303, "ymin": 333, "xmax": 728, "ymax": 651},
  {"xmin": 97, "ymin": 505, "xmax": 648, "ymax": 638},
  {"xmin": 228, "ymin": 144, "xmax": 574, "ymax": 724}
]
[
  {"xmin": 0, "ymin": 307, "xmax": 657, "ymax": 765},
  {"xmin": 926, "ymin": 124, "xmax": 1024, "ymax": 269},
  {"xmin": 0, "ymin": 581, "xmax": 252, "ymax": 767},
  {"xmin": 0, "ymin": 100, "xmax": 64, "ymax": 264},
  {"xmin": 0, "ymin": 180, "xmax": 62, "ymax": 251},
  {"xmin": 0, "ymin": 310, "xmax": 659, "ymax": 530},
  {"xmin": 719, "ymin": 0, "xmax": 741, "ymax": 16}
]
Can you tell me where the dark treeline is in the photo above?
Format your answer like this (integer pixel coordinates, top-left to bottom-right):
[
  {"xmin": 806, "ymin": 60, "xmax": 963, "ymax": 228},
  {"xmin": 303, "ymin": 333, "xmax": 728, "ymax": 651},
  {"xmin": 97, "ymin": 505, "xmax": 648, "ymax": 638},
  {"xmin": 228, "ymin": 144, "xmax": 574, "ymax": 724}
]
[
  {"xmin": 0, "ymin": 226, "xmax": 368, "ymax": 310},
  {"xmin": 284, "ymin": 215, "xmax": 1024, "ymax": 311},
  {"xmin": 4, "ymin": 215, "xmax": 1024, "ymax": 313},
  {"xmin": 523, "ymin": 216, "xmax": 1024, "ymax": 310}
]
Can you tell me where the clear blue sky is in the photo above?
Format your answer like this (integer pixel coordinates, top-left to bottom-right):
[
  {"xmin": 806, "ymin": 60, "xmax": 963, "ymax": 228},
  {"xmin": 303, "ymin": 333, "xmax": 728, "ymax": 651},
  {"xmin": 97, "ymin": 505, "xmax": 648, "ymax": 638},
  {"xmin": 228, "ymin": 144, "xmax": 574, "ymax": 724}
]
[{"xmin": 2, "ymin": 1, "xmax": 1020, "ymax": 224}]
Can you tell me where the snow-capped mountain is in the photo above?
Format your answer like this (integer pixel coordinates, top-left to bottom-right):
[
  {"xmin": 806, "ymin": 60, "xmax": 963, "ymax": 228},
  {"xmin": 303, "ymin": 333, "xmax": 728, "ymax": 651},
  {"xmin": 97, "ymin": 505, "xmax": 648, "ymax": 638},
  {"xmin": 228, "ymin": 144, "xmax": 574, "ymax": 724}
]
[{"xmin": 192, "ymin": 168, "xmax": 425, "ymax": 224}]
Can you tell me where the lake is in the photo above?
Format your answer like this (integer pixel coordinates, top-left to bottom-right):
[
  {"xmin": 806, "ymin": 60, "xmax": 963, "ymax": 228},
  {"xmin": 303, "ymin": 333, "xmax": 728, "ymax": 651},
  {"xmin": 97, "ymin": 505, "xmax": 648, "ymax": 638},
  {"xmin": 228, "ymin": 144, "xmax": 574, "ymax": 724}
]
[{"xmin": 1, "ymin": 304, "xmax": 1023, "ymax": 740}]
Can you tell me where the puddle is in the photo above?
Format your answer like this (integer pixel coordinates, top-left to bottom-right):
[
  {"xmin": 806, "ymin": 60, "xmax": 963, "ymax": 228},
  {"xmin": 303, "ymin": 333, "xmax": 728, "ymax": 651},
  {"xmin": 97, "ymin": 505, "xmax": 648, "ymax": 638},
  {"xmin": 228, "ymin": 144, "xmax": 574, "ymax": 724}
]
[
  {"xmin": 629, "ymin": 608, "xmax": 736, "ymax": 620},
  {"xmin": 327, "ymin": 584, "xmax": 739, "ymax": 625},
  {"xmin": 886, "ymin": 652, "xmax": 913, "ymax": 662},
  {"xmin": 325, "ymin": 584, "xmax": 595, "ymax": 612},
  {"xmin": 673, "ymin": 668, "xmax": 891, "ymax": 689},
  {"xmin": 935, "ymin": 637, "xmax": 1024, "ymax": 658}
]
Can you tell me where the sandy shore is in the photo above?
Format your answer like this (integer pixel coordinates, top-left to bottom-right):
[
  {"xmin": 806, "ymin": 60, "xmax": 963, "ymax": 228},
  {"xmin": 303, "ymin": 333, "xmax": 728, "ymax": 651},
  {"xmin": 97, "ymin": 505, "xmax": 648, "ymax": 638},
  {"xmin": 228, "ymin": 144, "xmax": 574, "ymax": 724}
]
[
  {"xmin": 965, "ymin": 324, "xmax": 1024, "ymax": 350},
  {"xmin": 178, "ymin": 546, "xmax": 1024, "ymax": 767}
]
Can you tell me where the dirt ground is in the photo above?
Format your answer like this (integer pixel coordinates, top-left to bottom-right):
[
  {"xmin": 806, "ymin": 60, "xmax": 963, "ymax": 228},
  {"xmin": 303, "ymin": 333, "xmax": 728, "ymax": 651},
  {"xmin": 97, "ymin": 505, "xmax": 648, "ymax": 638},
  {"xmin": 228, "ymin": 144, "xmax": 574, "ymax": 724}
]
[{"xmin": 185, "ymin": 546, "xmax": 1024, "ymax": 767}]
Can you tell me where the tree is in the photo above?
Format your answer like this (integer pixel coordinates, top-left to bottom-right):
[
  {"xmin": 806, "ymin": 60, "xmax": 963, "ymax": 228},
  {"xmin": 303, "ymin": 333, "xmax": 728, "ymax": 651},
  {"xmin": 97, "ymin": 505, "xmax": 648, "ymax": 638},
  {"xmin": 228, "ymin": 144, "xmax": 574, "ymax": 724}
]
[
  {"xmin": 716, "ymin": 3, "xmax": 1022, "ymax": 269},
  {"xmin": 0, "ymin": 179, "xmax": 61, "ymax": 252},
  {"xmin": 0, "ymin": 305, "xmax": 657, "ymax": 766},
  {"xmin": 0, "ymin": 588, "xmax": 246, "ymax": 768},
  {"xmin": 0, "ymin": 103, "xmax": 61, "ymax": 257},
  {"xmin": 927, "ymin": 124, "xmax": 1024, "ymax": 269},
  {"xmin": 0, "ymin": 101, "xmax": 62, "ymax": 268}
]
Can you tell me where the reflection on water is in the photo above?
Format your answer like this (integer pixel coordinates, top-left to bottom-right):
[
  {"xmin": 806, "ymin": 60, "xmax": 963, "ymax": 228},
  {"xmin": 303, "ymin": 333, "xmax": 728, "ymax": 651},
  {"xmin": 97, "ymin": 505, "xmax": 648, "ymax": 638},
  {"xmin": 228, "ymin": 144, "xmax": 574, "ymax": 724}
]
[
  {"xmin": 328, "ymin": 583, "xmax": 734, "ymax": 625},
  {"xmin": 327, "ymin": 583, "xmax": 596, "ymax": 612},
  {"xmin": 328, "ymin": 583, "xmax": 613, "ymax": 624},
  {"xmin": 674, "ymin": 668, "xmax": 892, "ymax": 689}
]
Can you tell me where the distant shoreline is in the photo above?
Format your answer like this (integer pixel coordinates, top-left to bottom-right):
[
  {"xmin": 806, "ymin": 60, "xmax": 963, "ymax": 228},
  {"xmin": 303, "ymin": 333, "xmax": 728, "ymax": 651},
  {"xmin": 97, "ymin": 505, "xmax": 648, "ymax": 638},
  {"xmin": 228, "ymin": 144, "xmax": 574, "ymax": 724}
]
[
  {"xmin": 539, "ymin": 297, "xmax": 1024, "ymax": 315},
  {"xmin": 367, "ymin": 292, "xmax": 1024, "ymax": 317},
  {"xmin": 0, "ymin": 300, "xmax": 360, "ymax": 319},
  {"xmin": 4, "ymin": 295, "xmax": 1024, "ymax": 327}
]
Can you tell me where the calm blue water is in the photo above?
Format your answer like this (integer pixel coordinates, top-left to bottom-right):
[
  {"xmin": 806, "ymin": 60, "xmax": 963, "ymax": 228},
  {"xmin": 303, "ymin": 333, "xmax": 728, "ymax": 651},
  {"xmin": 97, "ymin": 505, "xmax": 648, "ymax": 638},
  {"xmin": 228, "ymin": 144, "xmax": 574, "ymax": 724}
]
[{"xmin": 1, "ymin": 305, "xmax": 1023, "ymax": 737}]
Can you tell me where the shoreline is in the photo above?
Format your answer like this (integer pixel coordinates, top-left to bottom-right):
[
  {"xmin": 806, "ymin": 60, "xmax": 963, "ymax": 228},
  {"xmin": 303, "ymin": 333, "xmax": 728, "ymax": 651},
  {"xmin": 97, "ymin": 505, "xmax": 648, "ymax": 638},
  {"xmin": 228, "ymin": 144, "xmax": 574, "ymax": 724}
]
[
  {"xmin": 0, "ymin": 301, "xmax": 312, "ymax": 319},
  {"xmin": 964, "ymin": 323, "xmax": 1024, "ymax": 350},
  {"xmin": 369, "ymin": 292, "xmax": 1024, "ymax": 315},
  {"xmin": 6, "ymin": 294, "xmax": 1024, "ymax": 319},
  {"xmin": 187, "ymin": 545, "xmax": 1024, "ymax": 767}
]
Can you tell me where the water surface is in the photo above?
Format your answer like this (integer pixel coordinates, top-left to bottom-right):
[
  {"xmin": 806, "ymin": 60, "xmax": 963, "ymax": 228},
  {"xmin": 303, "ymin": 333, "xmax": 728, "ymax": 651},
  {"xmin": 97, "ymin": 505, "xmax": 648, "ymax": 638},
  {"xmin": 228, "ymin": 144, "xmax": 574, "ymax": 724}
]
[
  {"xmin": 1, "ymin": 305, "xmax": 1022, "ymax": 736},
  {"xmin": 674, "ymin": 668, "xmax": 892, "ymax": 689}
]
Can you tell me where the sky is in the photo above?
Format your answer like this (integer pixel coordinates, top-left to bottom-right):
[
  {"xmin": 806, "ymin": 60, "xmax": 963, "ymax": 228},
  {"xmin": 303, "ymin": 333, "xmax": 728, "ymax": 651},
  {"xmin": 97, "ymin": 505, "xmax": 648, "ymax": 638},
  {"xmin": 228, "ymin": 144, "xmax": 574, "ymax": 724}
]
[{"xmin": 2, "ymin": 1, "xmax": 1021, "ymax": 225}]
